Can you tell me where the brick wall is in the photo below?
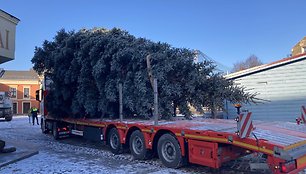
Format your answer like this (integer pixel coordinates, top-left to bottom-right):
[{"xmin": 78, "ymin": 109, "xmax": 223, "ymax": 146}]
[{"xmin": 292, "ymin": 37, "xmax": 306, "ymax": 56}]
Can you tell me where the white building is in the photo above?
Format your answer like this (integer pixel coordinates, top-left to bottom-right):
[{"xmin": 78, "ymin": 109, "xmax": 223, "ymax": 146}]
[
  {"xmin": 0, "ymin": 9, "xmax": 20, "ymax": 63},
  {"xmin": 225, "ymin": 53, "xmax": 306, "ymax": 121}
]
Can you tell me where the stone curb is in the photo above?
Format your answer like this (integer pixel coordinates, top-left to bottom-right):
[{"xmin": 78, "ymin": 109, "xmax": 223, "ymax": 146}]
[{"xmin": 0, "ymin": 150, "xmax": 39, "ymax": 168}]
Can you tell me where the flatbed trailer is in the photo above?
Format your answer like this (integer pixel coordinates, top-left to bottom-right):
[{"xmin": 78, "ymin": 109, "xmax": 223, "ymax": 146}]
[{"xmin": 41, "ymin": 114, "xmax": 306, "ymax": 174}]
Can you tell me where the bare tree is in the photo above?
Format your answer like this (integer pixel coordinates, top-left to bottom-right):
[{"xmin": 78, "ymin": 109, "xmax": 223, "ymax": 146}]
[{"xmin": 232, "ymin": 54, "xmax": 263, "ymax": 72}]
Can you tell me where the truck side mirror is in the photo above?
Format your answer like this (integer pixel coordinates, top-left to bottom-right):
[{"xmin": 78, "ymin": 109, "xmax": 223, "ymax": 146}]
[
  {"xmin": 36, "ymin": 90, "xmax": 40, "ymax": 101},
  {"xmin": 36, "ymin": 90, "xmax": 42, "ymax": 102}
]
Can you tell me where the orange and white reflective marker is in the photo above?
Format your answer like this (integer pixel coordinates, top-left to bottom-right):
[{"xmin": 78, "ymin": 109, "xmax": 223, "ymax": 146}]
[
  {"xmin": 297, "ymin": 106, "xmax": 306, "ymax": 125},
  {"xmin": 237, "ymin": 112, "xmax": 254, "ymax": 138},
  {"xmin": 301, "ymin": 106, "xmax": 306, "ymax": 123}
]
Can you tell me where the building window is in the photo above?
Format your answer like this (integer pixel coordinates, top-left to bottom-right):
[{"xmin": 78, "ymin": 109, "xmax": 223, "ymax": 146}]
[
  {"xmin": 24, "ymin": 87, "xmax": 30, "ymax": 99},
  {"xmin": 10, "ymin": 87, "xmax": 17, "ymax": 99},
  {"xmin": 303, "ymin": 47, "xmax": 306, "ymax": 53}
]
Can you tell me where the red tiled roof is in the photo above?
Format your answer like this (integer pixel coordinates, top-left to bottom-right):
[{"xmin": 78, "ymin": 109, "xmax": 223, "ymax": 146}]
[
  {"xmin": 0, "ymin": 69, "xmax": 39, "ymax": 81},
  {"xmin": 266, "ymin": 53, "xmax": 306, "ymax": 67}
]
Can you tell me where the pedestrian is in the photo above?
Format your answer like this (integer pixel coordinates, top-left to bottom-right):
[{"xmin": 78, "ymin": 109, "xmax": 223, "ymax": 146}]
[{"xmin": 31, "ymin": 107, "xmax": 39, "ymax": 125}]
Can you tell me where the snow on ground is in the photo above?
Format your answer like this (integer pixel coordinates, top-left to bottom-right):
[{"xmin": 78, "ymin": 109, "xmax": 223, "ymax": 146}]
[
  {"xmin": 0, "ymin": 116, "xmax": 189, "ymax": 174},
  {"xmin": 1, "ymin": 151, "xmax": 185, "ymax": 174}
]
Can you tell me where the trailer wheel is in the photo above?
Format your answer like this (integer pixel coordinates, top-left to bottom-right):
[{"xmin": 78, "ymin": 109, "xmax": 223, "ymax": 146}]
[
  {"xmin": 41, "ymin": 118, "xmax": 49, "ymax": 134},
  {"xmin": 108, "ymin": 128, "xmax": 123, "ymax": 154},
  {"xmin": 52, "ymin": 122, "xmax": 59, "ymax": 140},
  {"xmin": 157, "ymin": 133, "xmax": 183, "ymax": 168},
  {"xmin": 129, "ymin": 130, "xmax": 152, "ymax": 160}
]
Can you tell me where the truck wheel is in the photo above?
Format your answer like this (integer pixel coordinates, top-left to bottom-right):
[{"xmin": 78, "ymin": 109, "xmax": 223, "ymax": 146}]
[
  {"xmin": 129, "ymin": 130, "xmax": 153, "ymax": 160},
  {"xmin": 5, "ymin": 115, "xmax": 12, "ymax": 121},
  {"xmin": 0, "ymin": 139, "xmax": 5, "ymax": 151},
  {"xmin": 157, "ymin": 133, "xmax": 183, "ymax": 168},
  {"xmin": 107, "ymin": 128, "xmax": 123, "ymax": 154},
  {"xmin": 41, "ymin": 118, "xmax": 48, "ymax": 134},
  {"xmin": 52, "ymin": 122, "xmax": 59, "ymax": 140}
]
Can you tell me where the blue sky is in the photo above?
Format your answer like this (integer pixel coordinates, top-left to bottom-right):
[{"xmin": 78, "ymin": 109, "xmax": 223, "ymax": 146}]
[{"xmin": 1, "ymin": 0, "xmax": 306, "ymax": 70}]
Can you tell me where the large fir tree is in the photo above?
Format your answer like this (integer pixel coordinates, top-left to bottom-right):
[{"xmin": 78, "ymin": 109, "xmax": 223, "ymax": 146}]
[{"xmin": 32, "ymin": 28, "xmax": 255, "ymax": 119}]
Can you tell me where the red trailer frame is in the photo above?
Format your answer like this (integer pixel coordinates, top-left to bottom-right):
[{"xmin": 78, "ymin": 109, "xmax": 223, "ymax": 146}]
[{"xmin": 40, "ymin": 115, "xmax": 306, "ymax": 174}]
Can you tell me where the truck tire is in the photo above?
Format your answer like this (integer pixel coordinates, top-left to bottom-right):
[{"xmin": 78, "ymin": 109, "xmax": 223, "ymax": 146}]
[
  {"xmin": 107, "ymin": 128, "xmax": 123, "ymax": 154},
  {"xmin": 157, "ymin": 133, "xmax": 183, "ymax": 168},
  {"xmin": 41, "ymin": 118, "xmax": 49, "ymax": 134},
  {"xmin": 4, "ymin": 115, "xmax": 12, "ymax": 121},
  {"xmin": 129, "ymin": 130, "xmax": 153, "ymax": 160},
  {"xmin": 52, "ymin": 122, "xmax": 59, "ymax": 140},
  {"xmin": 0, "ymin": 139, "xmax": 5, "ymax": 151}
]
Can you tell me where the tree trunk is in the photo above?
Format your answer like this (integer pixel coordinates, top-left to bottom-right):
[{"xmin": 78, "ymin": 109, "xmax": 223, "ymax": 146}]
[
  {"xmin": 211, "ymin": 100, "xmax": 217, "ymax": 119},
  {"xmin": 173, "ymin": 102, "xmax": 177, "ymax": 117}
]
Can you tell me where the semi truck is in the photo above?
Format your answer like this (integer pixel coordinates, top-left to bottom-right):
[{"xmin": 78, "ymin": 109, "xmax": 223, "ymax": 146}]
[
  {"xmin": 37, "ymin": 78, "xmax": 306, "ymax": 174},
  {"xmin": 0, "ymin": 91, "xmax": 13, "ymax": 121}
]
